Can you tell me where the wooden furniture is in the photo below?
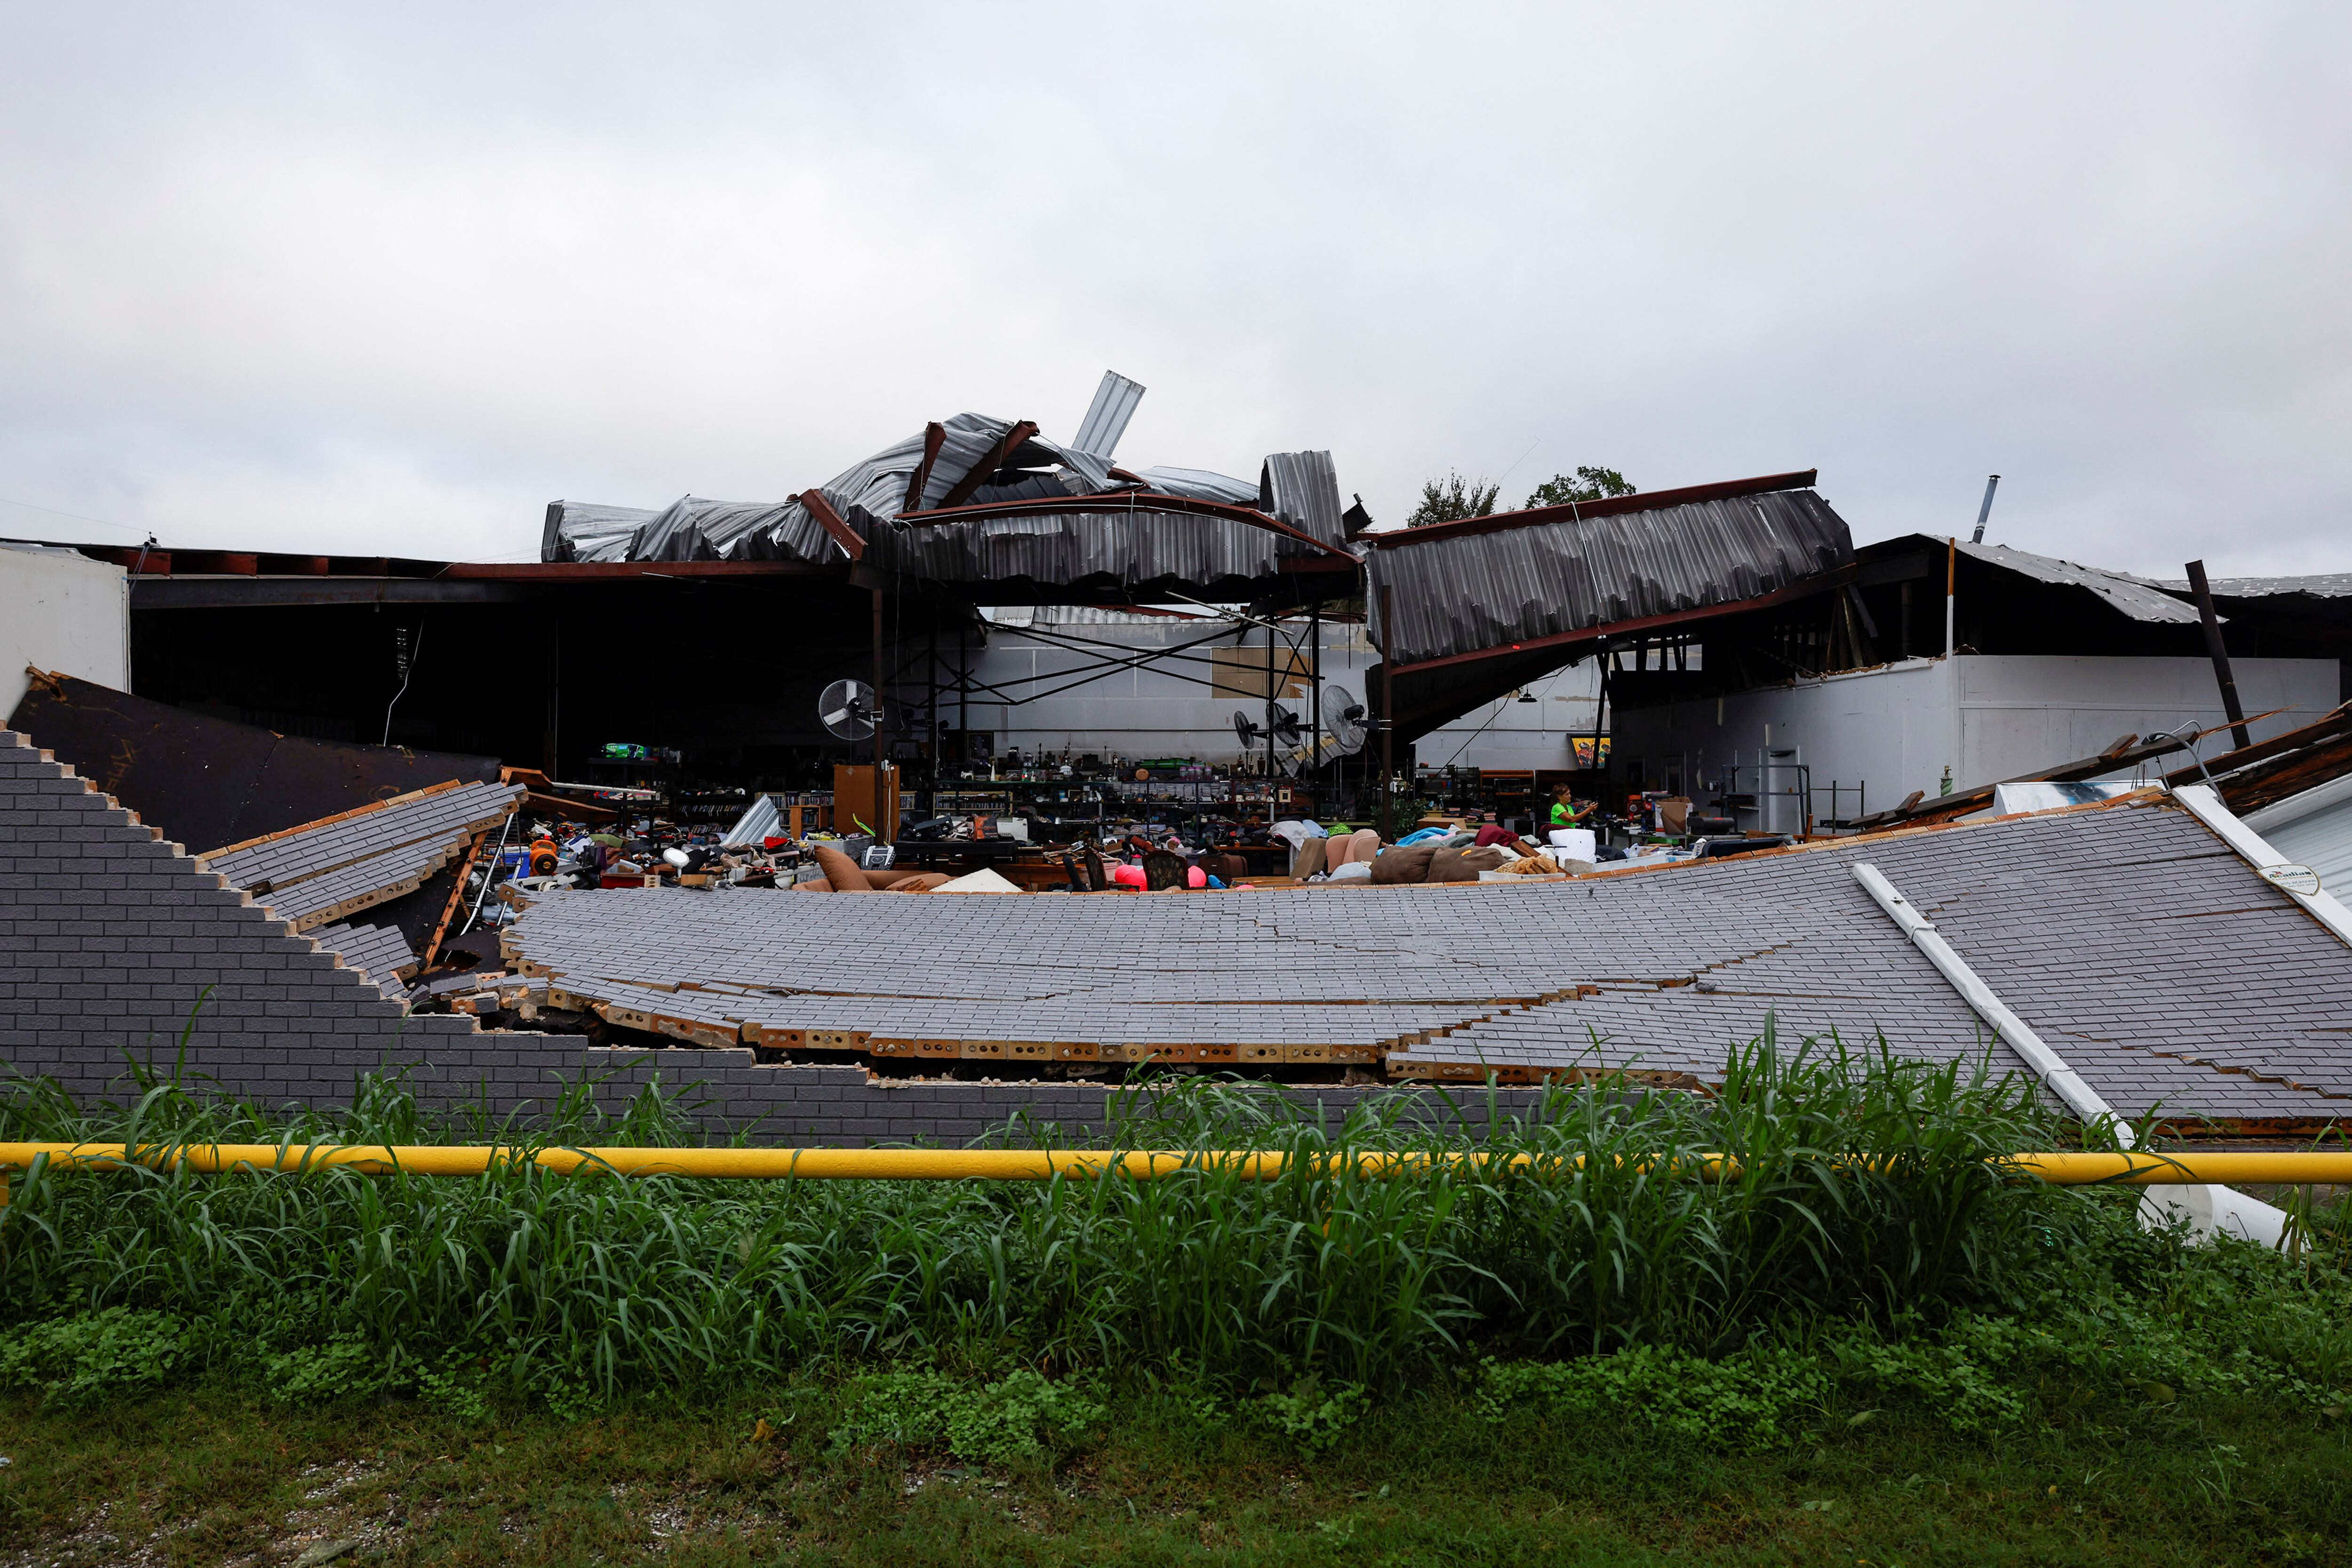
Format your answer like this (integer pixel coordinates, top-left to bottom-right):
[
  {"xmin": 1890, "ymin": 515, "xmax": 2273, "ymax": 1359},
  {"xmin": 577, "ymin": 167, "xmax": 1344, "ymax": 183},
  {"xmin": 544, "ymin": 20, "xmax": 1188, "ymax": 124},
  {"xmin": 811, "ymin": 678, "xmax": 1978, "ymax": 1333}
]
[{"xmin": 833, "ymin": 764, "xmax": 901, "ymax": 842}]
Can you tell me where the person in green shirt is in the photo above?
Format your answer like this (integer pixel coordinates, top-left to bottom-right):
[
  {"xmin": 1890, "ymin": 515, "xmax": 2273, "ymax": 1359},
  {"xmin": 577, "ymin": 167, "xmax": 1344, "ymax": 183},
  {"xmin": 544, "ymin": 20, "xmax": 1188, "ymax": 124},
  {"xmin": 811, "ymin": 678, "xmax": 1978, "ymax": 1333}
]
[{"xmin": 1549, "ymin": 785, "xmax": 1595, "ymax": 828}]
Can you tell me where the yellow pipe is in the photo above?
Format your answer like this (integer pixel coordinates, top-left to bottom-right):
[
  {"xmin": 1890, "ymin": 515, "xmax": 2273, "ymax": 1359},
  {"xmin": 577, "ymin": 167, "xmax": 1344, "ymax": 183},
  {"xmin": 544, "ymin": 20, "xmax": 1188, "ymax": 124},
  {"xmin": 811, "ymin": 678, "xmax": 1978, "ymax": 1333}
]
[
  {"xmin": 2005, "ymin": 1151, "xmax": 2352, "ymax": 1186},
  {"xmin": 0, "ymin": 1143, "xmax": 2349, "ymax": 1185}
]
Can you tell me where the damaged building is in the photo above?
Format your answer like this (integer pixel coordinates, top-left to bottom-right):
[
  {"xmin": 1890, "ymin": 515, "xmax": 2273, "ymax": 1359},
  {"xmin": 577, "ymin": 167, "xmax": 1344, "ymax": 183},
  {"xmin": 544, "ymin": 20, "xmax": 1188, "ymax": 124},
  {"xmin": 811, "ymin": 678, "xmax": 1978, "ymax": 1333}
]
[{"xmin": 5, "ymin": 372, "xmax": 2352, "ymax": 1143}]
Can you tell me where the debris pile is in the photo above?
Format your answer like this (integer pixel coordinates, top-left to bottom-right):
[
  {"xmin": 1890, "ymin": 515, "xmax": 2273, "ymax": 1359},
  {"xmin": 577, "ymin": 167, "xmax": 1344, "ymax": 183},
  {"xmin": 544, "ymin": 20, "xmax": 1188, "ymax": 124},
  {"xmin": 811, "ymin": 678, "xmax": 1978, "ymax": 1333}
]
[{"xmin": 409, "ymin": 787, "xmax": 2352, "ymax": 1129}]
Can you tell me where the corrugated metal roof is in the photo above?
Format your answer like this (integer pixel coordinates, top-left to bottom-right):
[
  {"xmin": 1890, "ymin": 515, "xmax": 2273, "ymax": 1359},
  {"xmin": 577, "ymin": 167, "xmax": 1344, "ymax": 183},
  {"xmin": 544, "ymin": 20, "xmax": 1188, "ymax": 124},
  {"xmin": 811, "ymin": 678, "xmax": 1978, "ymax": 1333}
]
[
  {"xmin": 1259, "ymin": 451, "xmax": 1347, "ymax": 546},
  {"xmin": 545, "ymin": 502, "xmax": 658, "ymax": 563},
  {"xmin": 540, "ymin": 396, "xmax": 1353, "ymax": 595},
  {"xmin": 1136, "ymin": 465, "xmax": 1261, "ymax": 506},
  {"xmin": 2246, "ymin": 774, "xmax": 2352, "ymax": 893},
  {"xmin": 1070, "ymin": 371, "xmax": 1145, "ymax": 459},
  {"xmin": 1958, "ymin": 542, "xmax": 2205, "ymax": 625},
  {"xmin": 1365, "ymin": 483, "xmax": 1852, "ymax": 667},
  {"xmin": 873, "ymin": 504, "xmax": 1294, "ymax": 589},
  {"xmin": 629, "ymin": 496, "xmax": 835, "ymax": 563},
  {"xmin": 2159, "ymin": 572, "xmax": 2352, "ymax": 601},
  {"xmin": 721, "ymin": 795, "xmax": 783, "ymax": 847},
  {"xmin": 985, "ymin": 603, "xmax": 1212, "ymax": 628}
]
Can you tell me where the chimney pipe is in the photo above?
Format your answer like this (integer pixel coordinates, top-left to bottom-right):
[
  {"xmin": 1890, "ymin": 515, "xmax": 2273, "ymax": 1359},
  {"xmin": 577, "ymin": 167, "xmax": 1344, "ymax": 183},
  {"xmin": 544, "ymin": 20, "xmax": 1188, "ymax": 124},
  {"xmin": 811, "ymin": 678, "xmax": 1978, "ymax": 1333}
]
[{"xmin": 1969, "ymin": 474, "xmax": 2001, "ymax": 545}]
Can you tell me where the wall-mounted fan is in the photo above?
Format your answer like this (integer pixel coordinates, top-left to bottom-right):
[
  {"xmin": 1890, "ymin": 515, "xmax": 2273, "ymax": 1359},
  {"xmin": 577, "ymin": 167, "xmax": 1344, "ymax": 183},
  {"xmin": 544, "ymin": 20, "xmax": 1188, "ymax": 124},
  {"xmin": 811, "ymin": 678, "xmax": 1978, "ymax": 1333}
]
[
  {"xmin": 1233, "ymin": 710, "xmax": 1266, "ymax": 748},
  {"xmin": 1270, "ymin": 705, "xmax": 1305, "ymax": 745},
  {"xmin": 1324, "ymin": 685, "xmax": 1368, "ymax": 756},
  {"xmin": 820, "ymin": 679, "xmax": 880, "ymax": 741}
]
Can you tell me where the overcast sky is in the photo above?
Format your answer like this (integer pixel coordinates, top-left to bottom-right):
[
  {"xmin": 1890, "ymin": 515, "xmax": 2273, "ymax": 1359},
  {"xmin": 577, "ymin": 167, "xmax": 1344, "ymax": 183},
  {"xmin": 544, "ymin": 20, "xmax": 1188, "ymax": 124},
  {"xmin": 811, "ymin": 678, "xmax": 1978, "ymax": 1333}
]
[{"xmin": 1, "ymin": 4, "xmax": 2346, "ymax": 575}]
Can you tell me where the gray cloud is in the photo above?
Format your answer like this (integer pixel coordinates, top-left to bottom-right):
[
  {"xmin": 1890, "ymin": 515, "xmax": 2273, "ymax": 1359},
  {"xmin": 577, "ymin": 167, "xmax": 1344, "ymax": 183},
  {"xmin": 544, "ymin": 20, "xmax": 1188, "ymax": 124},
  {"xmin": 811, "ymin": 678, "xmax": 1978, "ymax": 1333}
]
[{"xmin": 1, "ymin": 2, "xmax": 2346, "ymax": 574}]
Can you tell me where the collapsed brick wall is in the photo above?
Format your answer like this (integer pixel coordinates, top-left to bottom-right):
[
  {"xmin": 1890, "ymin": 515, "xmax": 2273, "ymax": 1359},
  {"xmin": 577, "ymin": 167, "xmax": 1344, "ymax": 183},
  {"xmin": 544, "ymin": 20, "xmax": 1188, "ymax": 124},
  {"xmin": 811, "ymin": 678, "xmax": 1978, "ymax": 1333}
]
[{"xmin": 0, "ymin": 729, "xmax": 1544, "ymax": 1142}]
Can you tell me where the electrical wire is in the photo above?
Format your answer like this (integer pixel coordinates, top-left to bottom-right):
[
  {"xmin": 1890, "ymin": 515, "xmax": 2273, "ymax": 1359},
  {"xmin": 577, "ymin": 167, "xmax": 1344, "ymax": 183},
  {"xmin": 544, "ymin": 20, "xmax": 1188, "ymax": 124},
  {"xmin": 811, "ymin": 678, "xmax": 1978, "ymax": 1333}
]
[{"xmin": 381, "ymin": 617, "xmax": 425, "ymax": 745}]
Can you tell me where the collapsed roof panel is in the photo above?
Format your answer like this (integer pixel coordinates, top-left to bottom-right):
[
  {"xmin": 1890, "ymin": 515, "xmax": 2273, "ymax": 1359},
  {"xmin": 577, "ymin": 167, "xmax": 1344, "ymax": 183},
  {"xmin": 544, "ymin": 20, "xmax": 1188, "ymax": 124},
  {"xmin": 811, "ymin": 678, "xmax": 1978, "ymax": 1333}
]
[
  {"xmin": 535, "ymin": 383, "xmax": 1354, "ymax": 602},
  {"xmin": 1363, "ymin": 472, "xmax": 1851, "ymax": 669},
  {"xmin": 1356, "ymin": 471, "xmax": 1851, "ymax": 738},
  {"xmin": 2160, "ymin": 572, "xmax": 2352, "ymax": 601},
  {"xmin": 542, "ymin": 501, "xmax": 658, "ymax": 564},
  {"xmin": 1259, "ymin": 450, "xmax": 1348, "ymax": 547},
  {"xmin": 1957, "ymin": 542, "xmax": 2205, "ymax": 625},
  {"xmin": 625, "ymin": 496, "xmax": 834, "ymax": 564}
]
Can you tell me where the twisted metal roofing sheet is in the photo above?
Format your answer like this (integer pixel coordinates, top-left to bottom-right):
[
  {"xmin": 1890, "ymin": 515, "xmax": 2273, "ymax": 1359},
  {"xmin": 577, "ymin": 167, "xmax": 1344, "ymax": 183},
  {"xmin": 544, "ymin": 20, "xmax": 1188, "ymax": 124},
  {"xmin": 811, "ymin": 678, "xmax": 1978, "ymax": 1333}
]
[
  {"xmin": 1137, "ymin": 466, "xmax": 1261, "ymax": 506},
  {"xmin": 1070, "ymin": 371, "xmax": 1145, "ymax": 459},
  {"xmin": 544, "ymin": 502, "xmax": 658, "ymax": 563},
  {"xmin": 537, "ymin": 406, "xmax": 1346, "ymax": 594},
  {"xmin": 1259, "ymin": 451, "xmax": 1347, "ymax": 547},
  {"xmin": 1365, "ymin": 482, "xmax": 1851, "ymax": 667}
]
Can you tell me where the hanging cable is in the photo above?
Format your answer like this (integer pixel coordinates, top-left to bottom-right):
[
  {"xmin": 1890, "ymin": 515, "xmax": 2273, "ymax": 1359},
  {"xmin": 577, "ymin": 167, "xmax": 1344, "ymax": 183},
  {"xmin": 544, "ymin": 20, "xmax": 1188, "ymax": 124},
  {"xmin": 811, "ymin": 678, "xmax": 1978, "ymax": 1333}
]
[{"xmin": 381, "ymin": 617, "xmax": 425, "ymax": 746}]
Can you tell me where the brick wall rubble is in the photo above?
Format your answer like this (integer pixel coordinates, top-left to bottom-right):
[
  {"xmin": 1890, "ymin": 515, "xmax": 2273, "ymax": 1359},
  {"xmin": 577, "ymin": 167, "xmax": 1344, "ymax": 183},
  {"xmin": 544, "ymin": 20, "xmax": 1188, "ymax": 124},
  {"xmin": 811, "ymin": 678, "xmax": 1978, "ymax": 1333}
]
[{"xmin": 0, "ymin": 728, "xmax": 1541, "ymax": 1140}]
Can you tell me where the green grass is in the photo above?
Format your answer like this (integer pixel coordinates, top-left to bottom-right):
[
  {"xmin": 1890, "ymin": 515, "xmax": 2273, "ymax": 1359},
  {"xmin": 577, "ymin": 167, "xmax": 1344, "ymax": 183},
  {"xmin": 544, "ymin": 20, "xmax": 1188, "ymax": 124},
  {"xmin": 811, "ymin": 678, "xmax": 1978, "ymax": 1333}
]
[
  {"xmin": 0, "ymin": 1033, "xmax": 2150, "ymax": 1399},
  {"xmin": 4, "ymin": 1373, "xmax": 2350, "ymax": 1565},
  {"xmin": 4, "ymin": 1032, "xmax": 2351, "ymax": 1560}
]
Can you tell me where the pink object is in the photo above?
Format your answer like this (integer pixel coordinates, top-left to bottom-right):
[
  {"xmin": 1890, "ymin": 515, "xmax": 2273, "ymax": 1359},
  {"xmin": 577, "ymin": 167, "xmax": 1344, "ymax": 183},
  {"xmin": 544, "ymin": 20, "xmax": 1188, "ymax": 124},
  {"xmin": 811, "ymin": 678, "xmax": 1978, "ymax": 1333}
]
[
  {"xmin": 1186, "ymin": 866, "xmax": 1207, "ymax": 888},
  {"xmin": 1112, "ymin": 863, "xmax": 1148, "ymax": 888}
]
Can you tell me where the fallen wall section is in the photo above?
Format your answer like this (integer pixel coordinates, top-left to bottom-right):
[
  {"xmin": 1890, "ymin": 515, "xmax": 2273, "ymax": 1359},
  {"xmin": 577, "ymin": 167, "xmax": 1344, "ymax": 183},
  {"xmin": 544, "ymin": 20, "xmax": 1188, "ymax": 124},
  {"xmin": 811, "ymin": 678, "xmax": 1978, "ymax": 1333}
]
[{"xmin": 0, "ymin": 727, "xmax": 1543, "ymax": 1140}]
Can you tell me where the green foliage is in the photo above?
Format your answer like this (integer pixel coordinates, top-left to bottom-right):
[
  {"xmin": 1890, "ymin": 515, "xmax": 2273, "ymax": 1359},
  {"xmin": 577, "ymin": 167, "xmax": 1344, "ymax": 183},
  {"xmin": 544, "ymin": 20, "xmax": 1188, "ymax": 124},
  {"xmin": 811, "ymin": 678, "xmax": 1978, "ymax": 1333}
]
[
  {"xmin": 1478, "ymin": 1342, "xmax": 1828, "ymax": 1449},
  {"xmin": 0, "ymin": 1034, "xmax": 2136, "ymax": 1400},
  {"xmin": 1478, "ymin": 1274, "xmax": 2352, "ymax": 1453},
  {"xmin": 2, "ymin": 1033, "xmax": 2348, "ymax": 1447},
  {"xmin": 1526, "ymin": 465, "xmax": 1636, "ymax": 509},
  {"xmin": 1247, "ymin": 1375, "xmax": 1371, "ymax": 1452},
  {"xmin": 1405, "ymin": 471, "xmax": 1499, "ymax": 527},
  {"xmin": 261, "ymin": 1339, "xmax": 391, "ymax": 1408},
  {"xmin": 831, "ymin": 1368, "xmax": 1105, "ymax": 1465},
  {"xmin": 0, "ymin": 1305, "xmax": 187, "ymax": 1408},
  {"xmin": 1827, "ymin": 1318, "xmax": 2030, "ymax": 1435}
]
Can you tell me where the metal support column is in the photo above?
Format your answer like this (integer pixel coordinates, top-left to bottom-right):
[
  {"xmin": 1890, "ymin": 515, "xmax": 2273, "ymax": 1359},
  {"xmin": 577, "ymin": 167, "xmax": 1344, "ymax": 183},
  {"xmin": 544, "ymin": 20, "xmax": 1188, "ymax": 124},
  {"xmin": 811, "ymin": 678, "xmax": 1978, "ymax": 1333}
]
[
  {"xmin": 1264, "ymin": 613, "xmax": 1277, "ymax": 783},
  {"xmin": 1377, "ymin": 584, "xmax": 1396, "ymax": 840},
  {"xmin": 1309, "ymin": 599, "xmax": 1322, "ymax": 782},
  {"xmin": 2185, "ymin": 560, "xmax": 2253, "ymax": 752},
  {"xmin": 871, "ymin": 587, "xmax": 888, "ymax": 837},
  {"xmin": 925, "ymin": 615, "xmax": 938, "ymax": 818}
]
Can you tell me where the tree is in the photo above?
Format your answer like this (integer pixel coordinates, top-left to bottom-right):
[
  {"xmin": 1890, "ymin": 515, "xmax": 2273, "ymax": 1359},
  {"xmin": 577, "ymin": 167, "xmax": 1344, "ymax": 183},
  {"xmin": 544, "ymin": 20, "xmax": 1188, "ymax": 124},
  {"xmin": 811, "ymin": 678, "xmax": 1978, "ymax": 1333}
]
[
  {"xmin": 1526, "ymin": 466, "xmax": 1636, "ymax": 510},
  {"xmin": 1406, "ymin": 472, "xmax": 1501, "ymax": 528}
]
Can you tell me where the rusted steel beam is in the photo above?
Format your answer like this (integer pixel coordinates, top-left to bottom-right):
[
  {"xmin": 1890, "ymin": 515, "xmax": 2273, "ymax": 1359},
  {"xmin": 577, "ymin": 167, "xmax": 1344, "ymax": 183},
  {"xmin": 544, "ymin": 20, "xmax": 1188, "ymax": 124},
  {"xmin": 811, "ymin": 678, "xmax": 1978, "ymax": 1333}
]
[
  {"xmin": 935, "ymin": 420, "xmax": 1040, "ymax": 510},
  {"xmin": 799, "ymin": 490, "xmax": 867, "ymax": 563}
]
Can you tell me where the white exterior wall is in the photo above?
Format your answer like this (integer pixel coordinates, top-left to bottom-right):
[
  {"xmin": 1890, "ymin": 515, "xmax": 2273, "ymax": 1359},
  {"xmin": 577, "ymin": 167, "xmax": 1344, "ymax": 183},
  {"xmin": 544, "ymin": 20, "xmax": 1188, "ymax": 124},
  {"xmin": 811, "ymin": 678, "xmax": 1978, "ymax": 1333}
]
[
  {"xmin": 1417, "ymin": 662, "xmax": 1603, "ymax": 771},
  {"xmin": 961, "ymin": 613, "xmax": 1601, "ymax": 771},
  {"xmin": 1611, "ymin": 654, "xmax": 2338, "ymax": 828},
  {"xmin": 0, "ymin": 544, "xmax": 127, "ymax": 718}
]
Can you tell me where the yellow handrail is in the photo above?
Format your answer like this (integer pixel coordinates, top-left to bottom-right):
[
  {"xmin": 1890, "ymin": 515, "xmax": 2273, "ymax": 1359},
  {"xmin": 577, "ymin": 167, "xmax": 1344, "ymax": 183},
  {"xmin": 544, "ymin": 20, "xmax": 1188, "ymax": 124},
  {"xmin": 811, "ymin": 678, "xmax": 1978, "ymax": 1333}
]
[{"xmin": 0, "ymin": 1143, "xmax": 2348, "ymax": 1186}]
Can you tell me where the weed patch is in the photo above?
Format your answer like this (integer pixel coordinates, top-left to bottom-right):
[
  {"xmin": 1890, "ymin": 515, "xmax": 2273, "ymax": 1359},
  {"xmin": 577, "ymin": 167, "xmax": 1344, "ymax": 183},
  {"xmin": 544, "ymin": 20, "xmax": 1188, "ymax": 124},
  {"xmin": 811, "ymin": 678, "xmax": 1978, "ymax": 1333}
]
[{"xmin": 830, "ymin": 1368, "xmax": 1106, "ymax": 1465}]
